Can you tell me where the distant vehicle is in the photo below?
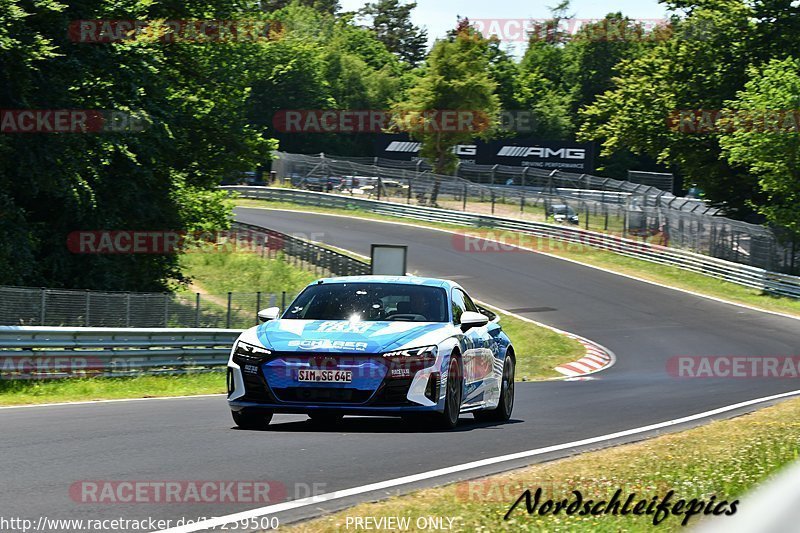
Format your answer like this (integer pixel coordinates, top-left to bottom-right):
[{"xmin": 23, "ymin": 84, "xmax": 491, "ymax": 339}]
[
  {"xmin": 301, "ymin": 177, "xmax": 341, "ymax": 192},
  {"xmin": 221, "ymin": 171, "xmax": 265, "ymax": 186},
  {"xmin": 226, "ymin": 276, "xmax": 515, "ymax": 430},
  {"xmin": 547, "ymin": 204, "xmax": 579, "ymax": 224}
]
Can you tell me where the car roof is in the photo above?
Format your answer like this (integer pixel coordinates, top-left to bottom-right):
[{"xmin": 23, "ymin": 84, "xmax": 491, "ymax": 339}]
[{"xmin": 307, "ymin": 275, "xmax": 455, "ymax": 289}]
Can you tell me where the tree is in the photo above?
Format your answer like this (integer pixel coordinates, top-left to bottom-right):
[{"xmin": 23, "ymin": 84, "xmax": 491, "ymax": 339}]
[
  {"xmin": 0, "ymin": 0, "xmax": 274, "ymax": 290},
  {"xmin": 358, "ymin": 0, "xmax": 427, "ymax": 65},
  {"xmin": 392, "ymin": 19, "xmax": 499, "ymax": 203},
  {"xmin": 247, "ymin": 4, "xmax": 403, "ymax": 155},
  {"xmin": 718, "ymin": 58, "xmax": 800, "ymax": 235},
  {"xmin": 577, "ymin": 0, "xmax": 763, "ymax": 216},
  {"xmin": 261, "ymin": 0, "xmax": 339, "ymax": 14}
]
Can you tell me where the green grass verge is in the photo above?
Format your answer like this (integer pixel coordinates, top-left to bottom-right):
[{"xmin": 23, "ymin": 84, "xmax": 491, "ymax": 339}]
[
  {"xmin": 178, "ymin": 246, "xmax": 317, "ymax": 295},
  {"xmin": 0, "ymin": 373, "xmax": 225, "ymax": 405},
  {"xmin": 488, "ymin": 308, "xmax": 585, "ymax": 381},
  {"xmin": 287, "ymin": 396, "xmax": 800, "ymax": 532},
  {"xmin": 234, "ymin": 198, "xmax": 800, "ymax": 317}
]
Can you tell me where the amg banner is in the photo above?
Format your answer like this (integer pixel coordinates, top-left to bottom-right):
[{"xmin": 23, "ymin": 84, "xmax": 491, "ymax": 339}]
[{"xmin": 374, "ymin": 135, "xmax": 595, "ymax": 172}]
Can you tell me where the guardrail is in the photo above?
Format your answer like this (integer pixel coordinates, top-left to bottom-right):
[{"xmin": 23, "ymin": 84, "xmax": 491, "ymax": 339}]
[
  {"xmin": 231, "ymin": 221, "xmax": 370, "ymax": 277},
  {"xmin": 0, "ymin": 327, "xmax": 240, "ymax": 379},
  {"xmin": 227, "ymin": 186, "xmax": 800, "ymax": 299}
]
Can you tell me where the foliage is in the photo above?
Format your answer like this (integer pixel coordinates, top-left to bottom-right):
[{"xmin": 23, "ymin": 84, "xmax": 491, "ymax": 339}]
[
  {"xmin": 392, "ymin": 19, "xmax": 499, "ymax": 177},
  {"xmin": 357, "ymin": 0, "xmax": 427, "ymax": 66},
  {"xmin": 718, "ymin": 58, "xmax": 800, "ymax": 234}
]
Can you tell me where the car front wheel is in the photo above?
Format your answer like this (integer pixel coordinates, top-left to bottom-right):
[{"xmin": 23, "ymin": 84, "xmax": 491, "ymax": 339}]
[
  {"xmin": 232, "ymin": 410, "xmax": 273, "ymax": 429},
  {"xmin": 433, "ymin": 357, "xmax": 463, "ymax": 430}
]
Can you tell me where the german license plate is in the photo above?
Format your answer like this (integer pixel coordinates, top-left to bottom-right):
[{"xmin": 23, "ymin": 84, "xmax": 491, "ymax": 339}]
[{"xmin": 297, "ymin": 369, "xmax": 352, "ymax": 383}]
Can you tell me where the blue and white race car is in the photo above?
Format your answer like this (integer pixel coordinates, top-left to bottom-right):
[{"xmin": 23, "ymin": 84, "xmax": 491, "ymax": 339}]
[{"xmin": 227, "ymin": 276, "xmax": 515, "ymax": 429}]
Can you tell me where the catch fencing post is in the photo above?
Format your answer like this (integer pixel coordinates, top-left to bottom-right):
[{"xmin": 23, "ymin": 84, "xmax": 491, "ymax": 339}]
[
  {"xmin": 463, "ymin": 184, "xmax": 468, "ymax": 211},
  {"xmin": 126, "ymin": 293, "xmax": 131, "ymax": 327},
  {"xmin": 163, "ymin": 293, "xmax": 169, "ymax": 327},
  {"xmin": 226, "ymin": 293, "xmax": 232, "ymax": 328},
  {"xmin": 281, "ymin": 291, "xmax": 286, "ymax": 311},
  {"xmin": 256, "ymin": 292, "xmax": 262, "ymax": 326},
  {"xmin": 40, "ymin": 288, "xmax": 46, "ymax": 325},
  {"xmin": 585, "ymin": 203, "xmax": 590, "ymax": 230},
  {"xmin": 85, "ymin": 291, "xmax": 90, "ymax": 327},
  {"xmin": 195, "ymin": 293, "xmax": 201, "ymax": 327}
]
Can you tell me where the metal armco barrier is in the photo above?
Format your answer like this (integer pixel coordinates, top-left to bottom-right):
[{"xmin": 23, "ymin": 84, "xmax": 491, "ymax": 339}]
[
  {"xmin": 0, "ymin": 327, "xmax": 240, "ymax": 379},
  {"xmin": 230, "ymin": 221, "xmax": 370, "ymax": 277},
  {"xmin": 225, "ymin": 186, "xmax": 800, "ymax": 299}
]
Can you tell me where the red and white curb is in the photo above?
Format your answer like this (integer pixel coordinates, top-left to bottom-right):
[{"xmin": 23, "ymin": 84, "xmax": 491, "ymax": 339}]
[
  {"xmin": 476, "ymin": 302, "xmax": 616, "ymax": 381},
  {"xmin": 554, "ymin": 335, "xmax": 615, "ymax": 380}
]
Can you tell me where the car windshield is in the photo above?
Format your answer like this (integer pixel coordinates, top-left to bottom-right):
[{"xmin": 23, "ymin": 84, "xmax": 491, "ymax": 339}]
[{"xmin": 283, "ymin": 283, "xmax": 449, "ymax": 322}]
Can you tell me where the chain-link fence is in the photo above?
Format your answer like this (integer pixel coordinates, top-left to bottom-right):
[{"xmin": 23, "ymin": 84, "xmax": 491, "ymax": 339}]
[
  {"xmin": 0, "ymin": 222, "xmax": 372, "ymax": 328},
  {"xmin": 0, "ymin": 285, "xmax": 300, "ymax": 329},
  {"xmin": 271, "ymin": 152, "xmax": 798, "ymax": 274}
]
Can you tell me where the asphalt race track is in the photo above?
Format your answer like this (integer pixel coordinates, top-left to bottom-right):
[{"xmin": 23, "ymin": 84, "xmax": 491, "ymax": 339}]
[{"xmin": 2, "ymin": 207, "xmax": 798, "ymax": 530}]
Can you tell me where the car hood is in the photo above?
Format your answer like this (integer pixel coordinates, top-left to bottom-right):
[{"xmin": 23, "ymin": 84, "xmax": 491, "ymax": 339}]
[{"xmin": 248, "ymin": 320, "xmax": 453, "ymax": 354}]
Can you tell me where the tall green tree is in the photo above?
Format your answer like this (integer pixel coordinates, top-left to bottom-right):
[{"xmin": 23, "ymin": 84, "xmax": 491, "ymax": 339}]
[
  {"xmin": 718, "ymin": 58, "xmax": 800, "ymax": 235},
  {"xmin": 261, "ymin": 0, "xmax": 339, "ymax": 14},
  {"xmin": 577, "ymin": 0, "xmax": 762, "ymax": 215},
  {"xmin": 357, "ymin": 0, "xmax": 427, "ymax": 66},
  {"xmin": 0, "ymin": 0, "xmax": 274, "ymax": 290},
  {"xmin": 393, "ymin": 19, "xmax": 499, "ymax": 203}
]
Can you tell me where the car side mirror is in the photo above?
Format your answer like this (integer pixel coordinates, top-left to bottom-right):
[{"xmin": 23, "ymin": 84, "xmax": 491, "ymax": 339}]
[
  {"xmin": 258, "ymin": 307, "xmax": 281, "ymax": 323},
  {"xmin": 460, "ymin": 311, "xmax": 489, "ymax": 331}
]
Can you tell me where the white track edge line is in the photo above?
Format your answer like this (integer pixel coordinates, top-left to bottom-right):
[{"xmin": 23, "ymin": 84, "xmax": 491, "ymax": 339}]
[{"xmin": 155, "ymin": 388, "xmax": 800, "ymax": 533}]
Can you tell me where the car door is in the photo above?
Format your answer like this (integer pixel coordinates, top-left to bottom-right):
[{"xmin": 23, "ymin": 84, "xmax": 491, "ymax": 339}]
[{"xmin": 452, "ymin": 288, "xmax": 495, "ymax": 404}]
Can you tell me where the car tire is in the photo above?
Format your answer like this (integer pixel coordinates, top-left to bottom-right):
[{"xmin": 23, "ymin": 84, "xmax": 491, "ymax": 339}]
[
  {"xmin": 433, "ymin": 356, "xmax": 463, "ymax": 430},
  {"xmin": 232, "ymin": 410, "xmax": 273, "ymax": 429},
  {"xmin": 475, "ymin": 356, "xmax": 515, "ymax": 422},
  {"xmin": 308, "ymin": 412, "xmax": 344, "ymax": 426}
]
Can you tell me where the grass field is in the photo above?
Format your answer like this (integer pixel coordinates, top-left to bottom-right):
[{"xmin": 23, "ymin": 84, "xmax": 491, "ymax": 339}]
[
  {"xmin": 287, "ymin": 395, "xmax": 800, "ymax": 532},
  {"xmin": 0, "ymin": 373, "xmax": 225, "ymax": 405},
  {"xmin": 234, "ymin": 198, "xmax": 800, "ymax": 317},
  {"xmin": 178, "ymin": 245, "xmax": 317, "ymax": 296}
]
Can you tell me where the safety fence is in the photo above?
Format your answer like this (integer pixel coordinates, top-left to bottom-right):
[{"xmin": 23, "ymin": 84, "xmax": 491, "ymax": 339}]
[
  {"xmin": 226, "ymin": 186, "xmax": 800, "ymax": 299},
  {"xmin": 0, "ymin": 327, "xmax": 240, "ymax": 379},
  {"xmin": 0, "ymin": 225, "xmax": 370, "ymax": 328},
  {"xmin": 268, "ymin": 152, "xmax": 798, "ymax": 274}
]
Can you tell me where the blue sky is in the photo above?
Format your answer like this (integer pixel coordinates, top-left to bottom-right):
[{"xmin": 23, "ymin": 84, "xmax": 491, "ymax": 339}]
[{"xmin": 341, "ymin": 0, "xmax": 672, "ymax": 55}]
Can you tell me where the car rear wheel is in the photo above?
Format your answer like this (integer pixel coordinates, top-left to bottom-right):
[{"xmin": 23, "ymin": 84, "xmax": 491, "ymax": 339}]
[
  {"xmin": 475, "ymin": 356, "xmax": 514, "ymax": 422},
  {"xmin": 433, "ymin": 357, "xmax": 462, "ymax": 429},
  {"xmin": 232, "ymin": 410, "xmax": 273, "ymax": 429}
]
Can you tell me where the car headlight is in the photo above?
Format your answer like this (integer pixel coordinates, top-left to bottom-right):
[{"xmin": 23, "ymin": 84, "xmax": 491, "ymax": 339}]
[
  {"xmin": 382, "ymin": 346, "xmax": 437, "ymax": 358},
  {"xmin": 233, "ymin": 341, "xmax": 272, "ymax": 364}
]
